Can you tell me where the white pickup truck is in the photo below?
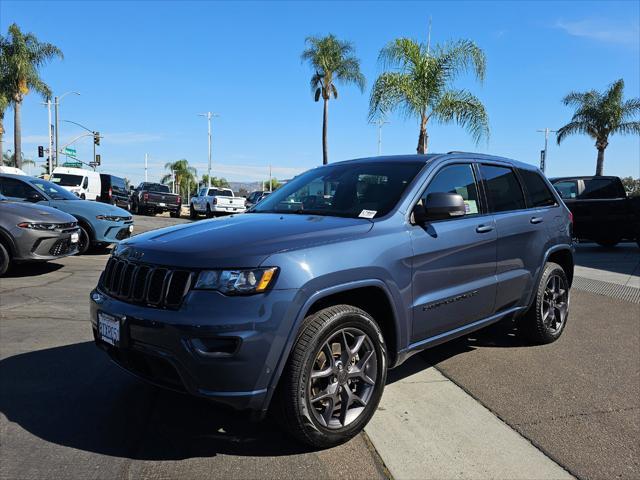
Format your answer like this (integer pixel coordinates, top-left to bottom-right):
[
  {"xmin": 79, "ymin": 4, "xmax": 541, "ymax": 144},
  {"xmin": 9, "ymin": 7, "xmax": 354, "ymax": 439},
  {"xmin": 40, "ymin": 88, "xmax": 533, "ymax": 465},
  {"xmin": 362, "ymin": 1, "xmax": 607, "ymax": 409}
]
[{"xmin": 189, "ymin": 187, "xmax": 246, "ymax": 218}]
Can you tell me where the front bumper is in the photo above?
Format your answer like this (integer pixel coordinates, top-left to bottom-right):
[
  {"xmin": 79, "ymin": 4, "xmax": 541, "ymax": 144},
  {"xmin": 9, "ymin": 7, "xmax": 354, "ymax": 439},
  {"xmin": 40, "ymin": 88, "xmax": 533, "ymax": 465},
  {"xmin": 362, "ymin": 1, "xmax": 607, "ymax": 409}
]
[
  {"xmin": 14, "ymin": 227, "xmax": 81, "ymax": 261},
  {"xmin": 94, "ymin": 220, "xmax": 134, "ymax": 244},
  {"xmin": 90, "ymin": 286, "xmax": 299, "ymax": 411}
]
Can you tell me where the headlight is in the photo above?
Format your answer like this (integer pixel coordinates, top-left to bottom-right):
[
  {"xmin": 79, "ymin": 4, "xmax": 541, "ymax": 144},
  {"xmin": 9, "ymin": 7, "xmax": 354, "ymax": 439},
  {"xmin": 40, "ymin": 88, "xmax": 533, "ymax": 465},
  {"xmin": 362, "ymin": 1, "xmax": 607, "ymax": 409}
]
[
  {"xmin": 17, "ymin": 222, "xmax": 59, "ymax": 230},
  {"xmin": 96, "ymin": 215, "xmax": 131, "ymax": 221},
  {"xmin": 195, "ymin": 267, "xmax": 278, "ymax": 295}
]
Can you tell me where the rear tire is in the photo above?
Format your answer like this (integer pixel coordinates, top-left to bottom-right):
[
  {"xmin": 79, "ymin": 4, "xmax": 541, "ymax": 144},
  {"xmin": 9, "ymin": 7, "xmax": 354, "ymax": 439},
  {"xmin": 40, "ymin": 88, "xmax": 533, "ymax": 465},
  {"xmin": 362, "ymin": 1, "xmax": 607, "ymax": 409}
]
[
  {"xmin": 190, "ymin": 204, "xmax": 198, "ymax": 219},
  {"xmin": 206, "ymin": 204, "xmax": 213, "ymax": 218},
  {"xmin": 519, "ymin": 262, "xmax": 569, "ymax": 344},
  {"xmin": 275, "ymin": 305, "xmax": 387, "ymax": 448},
  {"xmin": 170, "ymin": 209, "xmax": 180, "ymax": 218},
  {"xmin": 0, "ymin": 242, "xmax": 10, "ymax": 276}
]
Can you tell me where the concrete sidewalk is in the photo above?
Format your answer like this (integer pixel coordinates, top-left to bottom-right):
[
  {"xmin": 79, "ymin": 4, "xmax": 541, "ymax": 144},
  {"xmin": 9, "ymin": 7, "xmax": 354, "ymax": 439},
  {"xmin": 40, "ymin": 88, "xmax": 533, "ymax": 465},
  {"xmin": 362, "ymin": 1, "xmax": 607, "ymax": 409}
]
[
  {"xmin": 574, "ymin": 242, "xmax": 640, "ymax": 288},
  {"xmin": 365, "ymin": 357, "xmax": 572, "ymax": 480}
]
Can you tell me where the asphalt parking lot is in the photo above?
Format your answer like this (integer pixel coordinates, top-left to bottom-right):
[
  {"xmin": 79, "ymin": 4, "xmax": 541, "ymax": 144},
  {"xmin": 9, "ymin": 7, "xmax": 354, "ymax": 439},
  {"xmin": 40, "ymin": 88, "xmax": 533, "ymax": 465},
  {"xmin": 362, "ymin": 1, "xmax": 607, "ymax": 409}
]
[{"xmin": 1, "ymin": 213, "xmax": 638, "ymax": 479}]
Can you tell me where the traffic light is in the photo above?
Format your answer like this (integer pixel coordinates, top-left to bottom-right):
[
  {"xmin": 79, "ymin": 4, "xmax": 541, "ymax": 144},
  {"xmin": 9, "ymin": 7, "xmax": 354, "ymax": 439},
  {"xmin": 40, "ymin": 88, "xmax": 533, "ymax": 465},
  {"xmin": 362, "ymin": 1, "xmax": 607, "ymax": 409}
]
[
  {"xmin": 94, "ymin": 131, "xmax": 100, "ymax": 146},
  {"xmin": 95, "ymin": 154, "xmax": 101, "ymax": 166},
  {"xmin": 38, "ymin": 146, "xmax": 44, "ymax": 158}
]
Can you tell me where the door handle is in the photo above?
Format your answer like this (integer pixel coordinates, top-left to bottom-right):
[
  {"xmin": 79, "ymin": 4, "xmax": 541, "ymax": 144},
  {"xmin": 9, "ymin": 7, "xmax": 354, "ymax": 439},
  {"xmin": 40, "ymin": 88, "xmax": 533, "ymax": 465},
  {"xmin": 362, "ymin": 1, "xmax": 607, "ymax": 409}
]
[
  {"xmin": 530, "ymin": 217, "xmax": 544, "ymax": 224},
  {"xmin": 476, "ymin": 224, "xmax": 494, "ymax": 233}
]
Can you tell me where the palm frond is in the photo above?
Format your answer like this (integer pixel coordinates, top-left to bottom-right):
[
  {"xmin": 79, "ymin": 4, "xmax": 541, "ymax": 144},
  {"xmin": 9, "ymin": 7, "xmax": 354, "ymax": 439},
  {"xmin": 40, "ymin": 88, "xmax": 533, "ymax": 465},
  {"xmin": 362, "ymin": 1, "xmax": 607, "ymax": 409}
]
[
  {"xmin": 432, "ymin": 89, "xmax": 490, "ymax": 144},
  {"xmin": 368, "ymin": 71, "xmax": 420, "ymax": 122},
  {"xmin": 433, "ymin": 39, "xmax": 486, "ymax": 84},
  {"xmin": 614, "ymin": 121, "xmax": 640, "ymax": 136},
  {"xmin": 556, "ymin": 121, "xmax": 596, "ymax": 144},
  {"xmin": 378, "ymin": 38, "xmax": 422, "ymax": 70}
]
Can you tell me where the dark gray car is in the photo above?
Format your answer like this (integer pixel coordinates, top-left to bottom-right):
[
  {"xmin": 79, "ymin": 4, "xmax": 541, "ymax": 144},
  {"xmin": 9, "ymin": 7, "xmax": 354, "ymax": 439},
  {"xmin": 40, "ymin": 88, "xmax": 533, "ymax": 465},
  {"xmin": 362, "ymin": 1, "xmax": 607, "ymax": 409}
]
[
  {"xmin": 0, "ymin": 194, "xmax": 81, "ymax": 275},
  {"xmin": 90, "ymin": 153, "xmax": 574, "ymax": 447}
]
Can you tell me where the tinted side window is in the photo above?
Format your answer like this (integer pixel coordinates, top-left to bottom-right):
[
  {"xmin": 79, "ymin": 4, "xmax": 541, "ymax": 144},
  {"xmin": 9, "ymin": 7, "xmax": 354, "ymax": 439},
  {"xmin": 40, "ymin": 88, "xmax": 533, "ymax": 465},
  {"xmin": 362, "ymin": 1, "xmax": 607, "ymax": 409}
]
[
  {"xmin": 113, "ymin": 177, "xmax": 126, "ymax": 189},
  {"xmin": 422, "ymin": 164, "xmax": 480, "ymax": 216},
  {"xmin": 519, "ymin": 169, "xmax": 557, "ymax": 207},
  {"xmin": 480, "ymin": 165, "xmax": 525, "ymax": 213},
  {"xmin": 0, "ymin": 177, "xmax": 38, "ymax": 199},
  {"xmin": 580, "ymin": 178, "xmax": 625, "ymax": 199}
]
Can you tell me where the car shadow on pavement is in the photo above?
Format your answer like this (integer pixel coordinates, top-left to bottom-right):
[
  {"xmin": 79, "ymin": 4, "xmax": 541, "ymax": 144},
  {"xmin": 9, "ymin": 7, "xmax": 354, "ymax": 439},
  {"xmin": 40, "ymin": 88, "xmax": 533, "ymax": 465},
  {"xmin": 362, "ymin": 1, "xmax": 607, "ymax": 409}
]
[
  {"xmin": 0, "ymin": 342, "xmax": 311, "ymax": 460},
  {"xmin": 386, "ymin": 321, "xmax": 528, "ymax": 385},
  {"xmin": 4, "ymin": 262, "xmax": 64, "ymax": 277}
]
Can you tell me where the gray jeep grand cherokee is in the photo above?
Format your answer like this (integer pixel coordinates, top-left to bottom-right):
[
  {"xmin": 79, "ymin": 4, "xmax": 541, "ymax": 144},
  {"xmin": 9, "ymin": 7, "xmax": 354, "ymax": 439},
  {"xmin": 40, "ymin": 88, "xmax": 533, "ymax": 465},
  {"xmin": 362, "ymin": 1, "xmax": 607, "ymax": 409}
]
[{"xmin": 90, "ymin": 153, "xmax": 573, "ymax": 447}]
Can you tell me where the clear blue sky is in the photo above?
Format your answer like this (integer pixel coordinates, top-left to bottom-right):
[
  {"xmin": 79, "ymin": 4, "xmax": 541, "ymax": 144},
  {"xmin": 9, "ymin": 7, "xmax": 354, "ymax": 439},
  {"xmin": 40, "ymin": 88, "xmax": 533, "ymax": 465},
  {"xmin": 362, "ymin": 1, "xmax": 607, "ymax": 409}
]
[{"xmin": 2, "ymin": 0, "xmax": 639, "ymax": 184}]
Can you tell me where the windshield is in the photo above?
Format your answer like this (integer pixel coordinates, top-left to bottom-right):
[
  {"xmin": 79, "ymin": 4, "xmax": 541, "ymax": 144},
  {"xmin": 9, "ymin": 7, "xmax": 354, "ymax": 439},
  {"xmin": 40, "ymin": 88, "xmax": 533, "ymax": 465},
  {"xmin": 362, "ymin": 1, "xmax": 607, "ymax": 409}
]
[
  {"xmin": 51, "ymin": 173, "xmax": 84, "ymax": 187},
  {"xmin": 208, "ymin": 188, "xmax": 233, "ymax": 196},
  {"xmin": 31, "ymin": 178, "xmax": 79, "ymax": 200},
  {"xmin": 252, "ymin": 161, "xmax": 424, "ymax": 218}
]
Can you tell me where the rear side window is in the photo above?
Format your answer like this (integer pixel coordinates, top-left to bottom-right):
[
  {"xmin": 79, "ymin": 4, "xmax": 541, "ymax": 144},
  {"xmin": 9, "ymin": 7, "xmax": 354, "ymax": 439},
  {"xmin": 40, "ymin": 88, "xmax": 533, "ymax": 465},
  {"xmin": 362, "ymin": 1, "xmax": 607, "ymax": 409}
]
[
  {"xmin": 0, "ymin": 177, "xmax": 38, "ymax": 199},
  {"xmin": 480, "ymin": 165, "xmax": 525, "ymax": 213},
  {"xmin": 113, "ymin": 177, "xmax": 126, "ymax": 189},
  {"xmin": 519, "ymin": 169, "xmax": 557, "ymax": 207},
  {"xmin": 422, "ymin": 164, "xmax": 480, "ymax": 216},
  {"xmin": 580, "ymin": 178, "xmax": 625, "ymax": 199}
]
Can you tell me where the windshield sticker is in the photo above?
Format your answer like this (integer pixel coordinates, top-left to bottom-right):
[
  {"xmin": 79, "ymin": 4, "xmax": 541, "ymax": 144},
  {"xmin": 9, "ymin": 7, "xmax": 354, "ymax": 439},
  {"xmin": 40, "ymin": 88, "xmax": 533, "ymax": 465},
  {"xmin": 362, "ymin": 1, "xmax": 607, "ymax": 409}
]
[
  {"xmin": 359, "ymin": 209, "xmax": 377, "ymax": 219},
  {"xmin": 464, "ymin": 200, "xmax": 478, "ymax": 214}
]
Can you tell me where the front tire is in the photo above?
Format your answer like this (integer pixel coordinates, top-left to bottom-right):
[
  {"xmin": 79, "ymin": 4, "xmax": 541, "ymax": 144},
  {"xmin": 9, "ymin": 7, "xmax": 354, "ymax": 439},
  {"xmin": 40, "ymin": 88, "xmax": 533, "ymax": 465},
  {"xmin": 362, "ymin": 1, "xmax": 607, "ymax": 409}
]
[
  {"xmin": 0, "ymin": 242, "xmax": 10, "ymax": 276},
  {"xmin": 519, "ymin": 262, "xmax": 569, "ymax": 344},
  {"xmin": 276, "ymin": 305, "xmax": 387, "ymax": 448},
  {"xmin": 77, "ymin": 225, "xmax": 91, "ymax": 255}
]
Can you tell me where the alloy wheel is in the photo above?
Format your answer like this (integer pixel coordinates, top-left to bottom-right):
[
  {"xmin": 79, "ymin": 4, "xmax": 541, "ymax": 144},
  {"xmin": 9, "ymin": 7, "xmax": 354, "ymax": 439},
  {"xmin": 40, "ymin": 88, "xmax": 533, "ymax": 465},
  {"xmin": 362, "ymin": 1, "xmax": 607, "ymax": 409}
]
[
  {"xmin": 307, "ymin": 327, "xmax": 378, "ymax": 429},
  {"xmin": 542, "ymin": 274, "xmax": 568, "ymax": 334}
]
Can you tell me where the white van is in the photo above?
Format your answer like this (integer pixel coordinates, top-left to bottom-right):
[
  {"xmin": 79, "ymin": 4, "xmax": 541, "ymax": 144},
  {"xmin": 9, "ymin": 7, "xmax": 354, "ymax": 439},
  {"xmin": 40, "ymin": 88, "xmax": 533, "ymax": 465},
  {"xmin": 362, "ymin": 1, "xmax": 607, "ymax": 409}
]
[
  {"xmin": 50, "ymin": 167, "xmax": 101, "ymax": 200},
  {"xmin": 0, "ymin": 166, "xmax": 28, "ymax": 176}
]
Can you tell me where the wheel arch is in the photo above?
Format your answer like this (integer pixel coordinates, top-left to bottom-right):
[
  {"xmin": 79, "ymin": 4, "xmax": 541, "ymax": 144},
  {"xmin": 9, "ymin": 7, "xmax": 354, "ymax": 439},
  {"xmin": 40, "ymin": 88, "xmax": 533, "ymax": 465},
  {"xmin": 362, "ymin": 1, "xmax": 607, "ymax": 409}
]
[
  {"xmin": 526, "ymin": 244, "xmax": 574, "ymax": 309},
  {"xmin": 0, "ymin": 227, "xmax": 16, "ymax": 257},
  {"xmin": 263, "ymin": 279, "xmax": 401, "ymax": 412}
]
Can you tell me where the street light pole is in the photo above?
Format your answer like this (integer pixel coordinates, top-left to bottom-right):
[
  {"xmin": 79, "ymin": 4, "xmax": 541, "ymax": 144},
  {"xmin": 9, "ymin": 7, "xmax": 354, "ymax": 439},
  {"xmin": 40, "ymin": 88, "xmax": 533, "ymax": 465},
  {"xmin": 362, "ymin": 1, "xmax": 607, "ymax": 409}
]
[
  {"xmin": 536, "ymin": 128, "xmax": 557, "ymax": 174},
  {"xmin": 198, "ymin": 112, "xmax": 219, "ymax": 188},
  {"xmin": 376, "ymin": 118, "xmax": 389, "ymax": 156},
  {"xmin": 53, "ymin": 92, "xmax": 80, "ymax": 168}
]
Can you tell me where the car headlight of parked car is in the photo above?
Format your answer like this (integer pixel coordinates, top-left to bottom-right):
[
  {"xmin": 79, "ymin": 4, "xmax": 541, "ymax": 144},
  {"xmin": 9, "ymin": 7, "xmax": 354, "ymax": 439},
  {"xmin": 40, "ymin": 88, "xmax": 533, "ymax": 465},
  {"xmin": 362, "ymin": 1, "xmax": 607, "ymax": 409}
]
[
  {"xmin": 17, "ymin": 222, "xmax": 70, "ymax": 231},
  {"xmin": 95, "ymin": 215, "xmax": 131, "ymax": 222},
  {"xmin": 195, "ymin": 267, "xmax": 278, "ymax": 294}
]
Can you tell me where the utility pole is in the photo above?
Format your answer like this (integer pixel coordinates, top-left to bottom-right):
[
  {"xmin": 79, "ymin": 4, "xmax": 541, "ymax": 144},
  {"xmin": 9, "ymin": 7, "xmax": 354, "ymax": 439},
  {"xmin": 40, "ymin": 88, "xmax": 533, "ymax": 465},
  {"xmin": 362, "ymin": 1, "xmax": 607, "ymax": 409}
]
[
  {"xmin": 53, "ymin": 92, "xmax": 80, "ymax": 168},
  {"xmin": 198, "ymin": 112, "xmax": 219, "ymax": 188},
  {"xmin": 45, "ymin": 100, "xmax": 53, "ymax": 175},
  {"xmin": 376, "ymin": 118, "xmax": 390, "ymax": 155},
  {"xmin": 269, "ymin": 164, "xmax": 272, "ymax": 192},
  {"xmin": 144, "ymin": 153, "xmax": 148, "ymax": 182},
  {"xmin": 536, "ymin": 128, "xmax": 557, "ymax": 174}
]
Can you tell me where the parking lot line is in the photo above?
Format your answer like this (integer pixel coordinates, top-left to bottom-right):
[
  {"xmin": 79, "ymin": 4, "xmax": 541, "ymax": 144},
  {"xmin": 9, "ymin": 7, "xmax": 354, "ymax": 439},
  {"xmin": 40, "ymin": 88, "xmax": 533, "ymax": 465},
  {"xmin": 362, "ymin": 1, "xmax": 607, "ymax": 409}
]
[{"xmin": 365, "ymin": 359, "xmax": 573, "ymax": 480}]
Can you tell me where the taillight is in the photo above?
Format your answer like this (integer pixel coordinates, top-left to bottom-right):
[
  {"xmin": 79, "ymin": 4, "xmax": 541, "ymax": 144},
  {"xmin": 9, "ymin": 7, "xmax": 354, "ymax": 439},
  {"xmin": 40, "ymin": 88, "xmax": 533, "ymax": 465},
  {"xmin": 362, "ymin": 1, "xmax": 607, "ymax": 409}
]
[
  {"xmin": 568, "ymin": 211, "xmax": 573, "ymax": 224},
  {"xmin": 108, "ymin": 187, "xmax": 112, "ymax": 198},
  {"xmin": 177, "ymin": 196, "xmax": 182, "ymax": 204},
  {"xmin": 143, "ymin": 192, "xmax": 149, "ymax": 201}
]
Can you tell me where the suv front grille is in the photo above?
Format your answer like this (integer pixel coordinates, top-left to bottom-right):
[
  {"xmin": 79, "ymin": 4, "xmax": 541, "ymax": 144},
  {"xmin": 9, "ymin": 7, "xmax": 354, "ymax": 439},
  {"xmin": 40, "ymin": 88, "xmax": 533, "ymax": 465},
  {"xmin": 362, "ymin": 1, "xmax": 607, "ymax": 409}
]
[
  {"xmin": 49, "ymin": 238, "xmax": 71, "ymax": 256},
  {"xmin": 100, "ymin": 257, "xmax": 193, "ymax": 309}
]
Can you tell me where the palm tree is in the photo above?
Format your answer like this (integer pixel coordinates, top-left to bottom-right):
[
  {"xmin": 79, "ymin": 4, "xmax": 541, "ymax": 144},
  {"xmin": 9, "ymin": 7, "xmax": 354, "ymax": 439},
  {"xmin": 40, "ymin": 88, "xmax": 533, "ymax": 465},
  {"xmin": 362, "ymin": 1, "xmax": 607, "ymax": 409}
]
[
  {"xmin": 200, "ymin": 174, "xmax": 230, "ymax": 189},
  {"xmin": 2, "ymin": 23, "xmax": 63, "ymax": 169},
  {"xmin": 2, "ymin": 151, "xmax": 35, "ymax": 168},
  {"xmin": 0, "ymin": 35, "xmax": 10, "ymax": 162},
  {"xmin": 556, "ymin": 79, "xmax": 640, "ymax": 176},
  {"xmin": 302, "ymin": 34, "xmax": 365, "ymax": 164},
  {"xmin": 161, "ymin": 159, "xmax": 197, "ymax": 199},
  {"xmin": 369, "ymin": 38, "xmax": 489, "ymax": 154}
]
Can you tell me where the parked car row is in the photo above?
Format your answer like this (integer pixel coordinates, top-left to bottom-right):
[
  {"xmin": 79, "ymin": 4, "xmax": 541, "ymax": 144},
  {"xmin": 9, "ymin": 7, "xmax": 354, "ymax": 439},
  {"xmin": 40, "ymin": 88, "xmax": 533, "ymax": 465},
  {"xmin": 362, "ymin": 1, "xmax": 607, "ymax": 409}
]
[{"xmin": 0, "ymin": 173, "xmax": 133, "ymax": 276}]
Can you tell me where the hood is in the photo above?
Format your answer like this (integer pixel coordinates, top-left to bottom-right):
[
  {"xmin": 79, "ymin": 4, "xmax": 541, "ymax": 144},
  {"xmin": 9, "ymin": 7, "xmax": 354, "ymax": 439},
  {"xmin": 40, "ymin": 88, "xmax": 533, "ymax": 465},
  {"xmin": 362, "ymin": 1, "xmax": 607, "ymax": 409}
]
[
  {"xmin": 115, "ymin": 213, "xmax": 373, "ymax": 268},
  {"xmin": 0, "ymin": 201, "xmax": 77, "ymax": 224},
  {"xmin": 48, "ymin": 199, "xmax": 130, "ymax": 220}
]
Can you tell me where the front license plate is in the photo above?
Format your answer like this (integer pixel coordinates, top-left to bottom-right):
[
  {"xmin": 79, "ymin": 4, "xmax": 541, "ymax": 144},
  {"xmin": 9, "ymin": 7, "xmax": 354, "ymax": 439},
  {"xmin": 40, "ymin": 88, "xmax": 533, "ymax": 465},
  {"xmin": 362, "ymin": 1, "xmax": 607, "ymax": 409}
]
[
  {"xmin": 98, "ymin": 312, "xmax": 120, "ymax": 346},
  {"xmin": 70, "ymin": 232, "xmax": 79, "ymax": 243},
  {"xmin": 159, "ymin": 202, "xmax": 166, "ymax": 207}
]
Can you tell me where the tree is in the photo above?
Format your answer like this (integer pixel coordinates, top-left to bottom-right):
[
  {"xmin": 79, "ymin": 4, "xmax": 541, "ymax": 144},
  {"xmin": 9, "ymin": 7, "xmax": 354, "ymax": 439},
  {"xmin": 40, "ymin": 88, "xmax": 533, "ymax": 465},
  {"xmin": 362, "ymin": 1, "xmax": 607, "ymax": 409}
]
[
  {"xmin": 0, "ymin": 38, "xmax": 9, "ymax": 162},
  {"xmin": 621, "ymin": 177, "xmax": 640, "ymax": 197},
  {"xmin": 369, "ymin": 38, "xmax": 489, "ymax": 154},
  {"xmin": 1, "ymin": 24, "xmax": 63, "ymax": 169},
  {"xmin": 2, "ymin": 151, "xmax": 35, "ymax": 168},
  {"xmin": 556, "ymin": 79, "xmax": 640, "ymax": 176},
  {"xmin": 200, "ymin": 174, "xmax": 230, "ymax": 189},
  {"xmin": 161, "ymin": 159, "xmax": 197, "ymax": 200},
  {"xmin": 302, "ymin": 34, "xmax": 365, "ymax": 164},
  {"xmin": 262, "ymin": 178, "xmax": 282, "ymax": 191}
]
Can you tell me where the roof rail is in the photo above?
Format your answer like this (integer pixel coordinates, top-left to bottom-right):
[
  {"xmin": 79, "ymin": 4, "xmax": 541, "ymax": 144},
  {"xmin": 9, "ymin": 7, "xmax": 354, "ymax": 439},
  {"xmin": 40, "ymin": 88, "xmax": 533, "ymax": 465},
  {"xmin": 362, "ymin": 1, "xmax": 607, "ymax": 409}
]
[{"xmin": 447, "ymin": 151, "xmax": 472, "ymax": 154}]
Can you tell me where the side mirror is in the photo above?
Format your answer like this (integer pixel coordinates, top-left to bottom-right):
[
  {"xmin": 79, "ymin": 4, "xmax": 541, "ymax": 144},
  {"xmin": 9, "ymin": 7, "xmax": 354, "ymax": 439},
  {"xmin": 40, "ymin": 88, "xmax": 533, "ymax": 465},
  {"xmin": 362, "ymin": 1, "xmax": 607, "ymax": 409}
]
[
  {"xmin": 424, "ymin": 192, "xmax": 466, "ymax": 220},
  {"xmin": 26, "ymin": 192, "xmax": 43, "ymax": 203}
]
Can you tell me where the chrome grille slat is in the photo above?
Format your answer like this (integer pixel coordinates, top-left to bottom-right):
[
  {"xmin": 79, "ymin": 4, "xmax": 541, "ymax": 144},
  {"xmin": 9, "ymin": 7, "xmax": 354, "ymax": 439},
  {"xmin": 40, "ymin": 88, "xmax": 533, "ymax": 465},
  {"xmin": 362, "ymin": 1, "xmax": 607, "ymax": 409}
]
[{"xmin": 99, "ymin": 259, "xmax": 191, "ymax": 310}]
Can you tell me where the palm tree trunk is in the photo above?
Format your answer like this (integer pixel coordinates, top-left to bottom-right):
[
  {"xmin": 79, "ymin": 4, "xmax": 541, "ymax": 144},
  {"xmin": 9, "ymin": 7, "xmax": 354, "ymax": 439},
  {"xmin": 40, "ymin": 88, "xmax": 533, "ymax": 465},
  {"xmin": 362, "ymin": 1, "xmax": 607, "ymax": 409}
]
[
  {"xmin": 416, "ymin": 115, "xmax": 428, "ymax": 154},
  {"xmin": 322, "ymin": 98, "xmax": 329, "ymax": 165},
  {"xmin": 14, "ymin": 101, "xmax": 22, "ymax": 169},
  {"xmin": 595, "ymin": 147, "xmax": 605, "ymax": 176}
]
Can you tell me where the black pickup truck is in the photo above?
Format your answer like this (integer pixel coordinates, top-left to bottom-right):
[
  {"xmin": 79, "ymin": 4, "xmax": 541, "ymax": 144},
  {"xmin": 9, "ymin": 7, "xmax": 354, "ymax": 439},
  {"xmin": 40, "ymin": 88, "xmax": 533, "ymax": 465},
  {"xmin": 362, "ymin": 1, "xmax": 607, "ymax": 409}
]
[
  {"xmin": 129, "ymin": 182, "xmax": 181, "ymax": 217},
  {"xmin": 551, "ymin": 176, "xmax": 640, "ymax": 248}
]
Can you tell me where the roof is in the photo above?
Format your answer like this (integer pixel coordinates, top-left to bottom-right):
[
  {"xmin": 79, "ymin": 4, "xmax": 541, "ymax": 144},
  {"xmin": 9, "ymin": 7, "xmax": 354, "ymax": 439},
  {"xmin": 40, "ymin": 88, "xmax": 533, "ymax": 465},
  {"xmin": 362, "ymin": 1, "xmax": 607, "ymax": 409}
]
[
  {"xmin": 331, "ymin": 153, "xmax": 537, "ymax": 170},
  {"xmin": 549, "ymin": 175, "xmax": 621, "ymax": 182}
]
